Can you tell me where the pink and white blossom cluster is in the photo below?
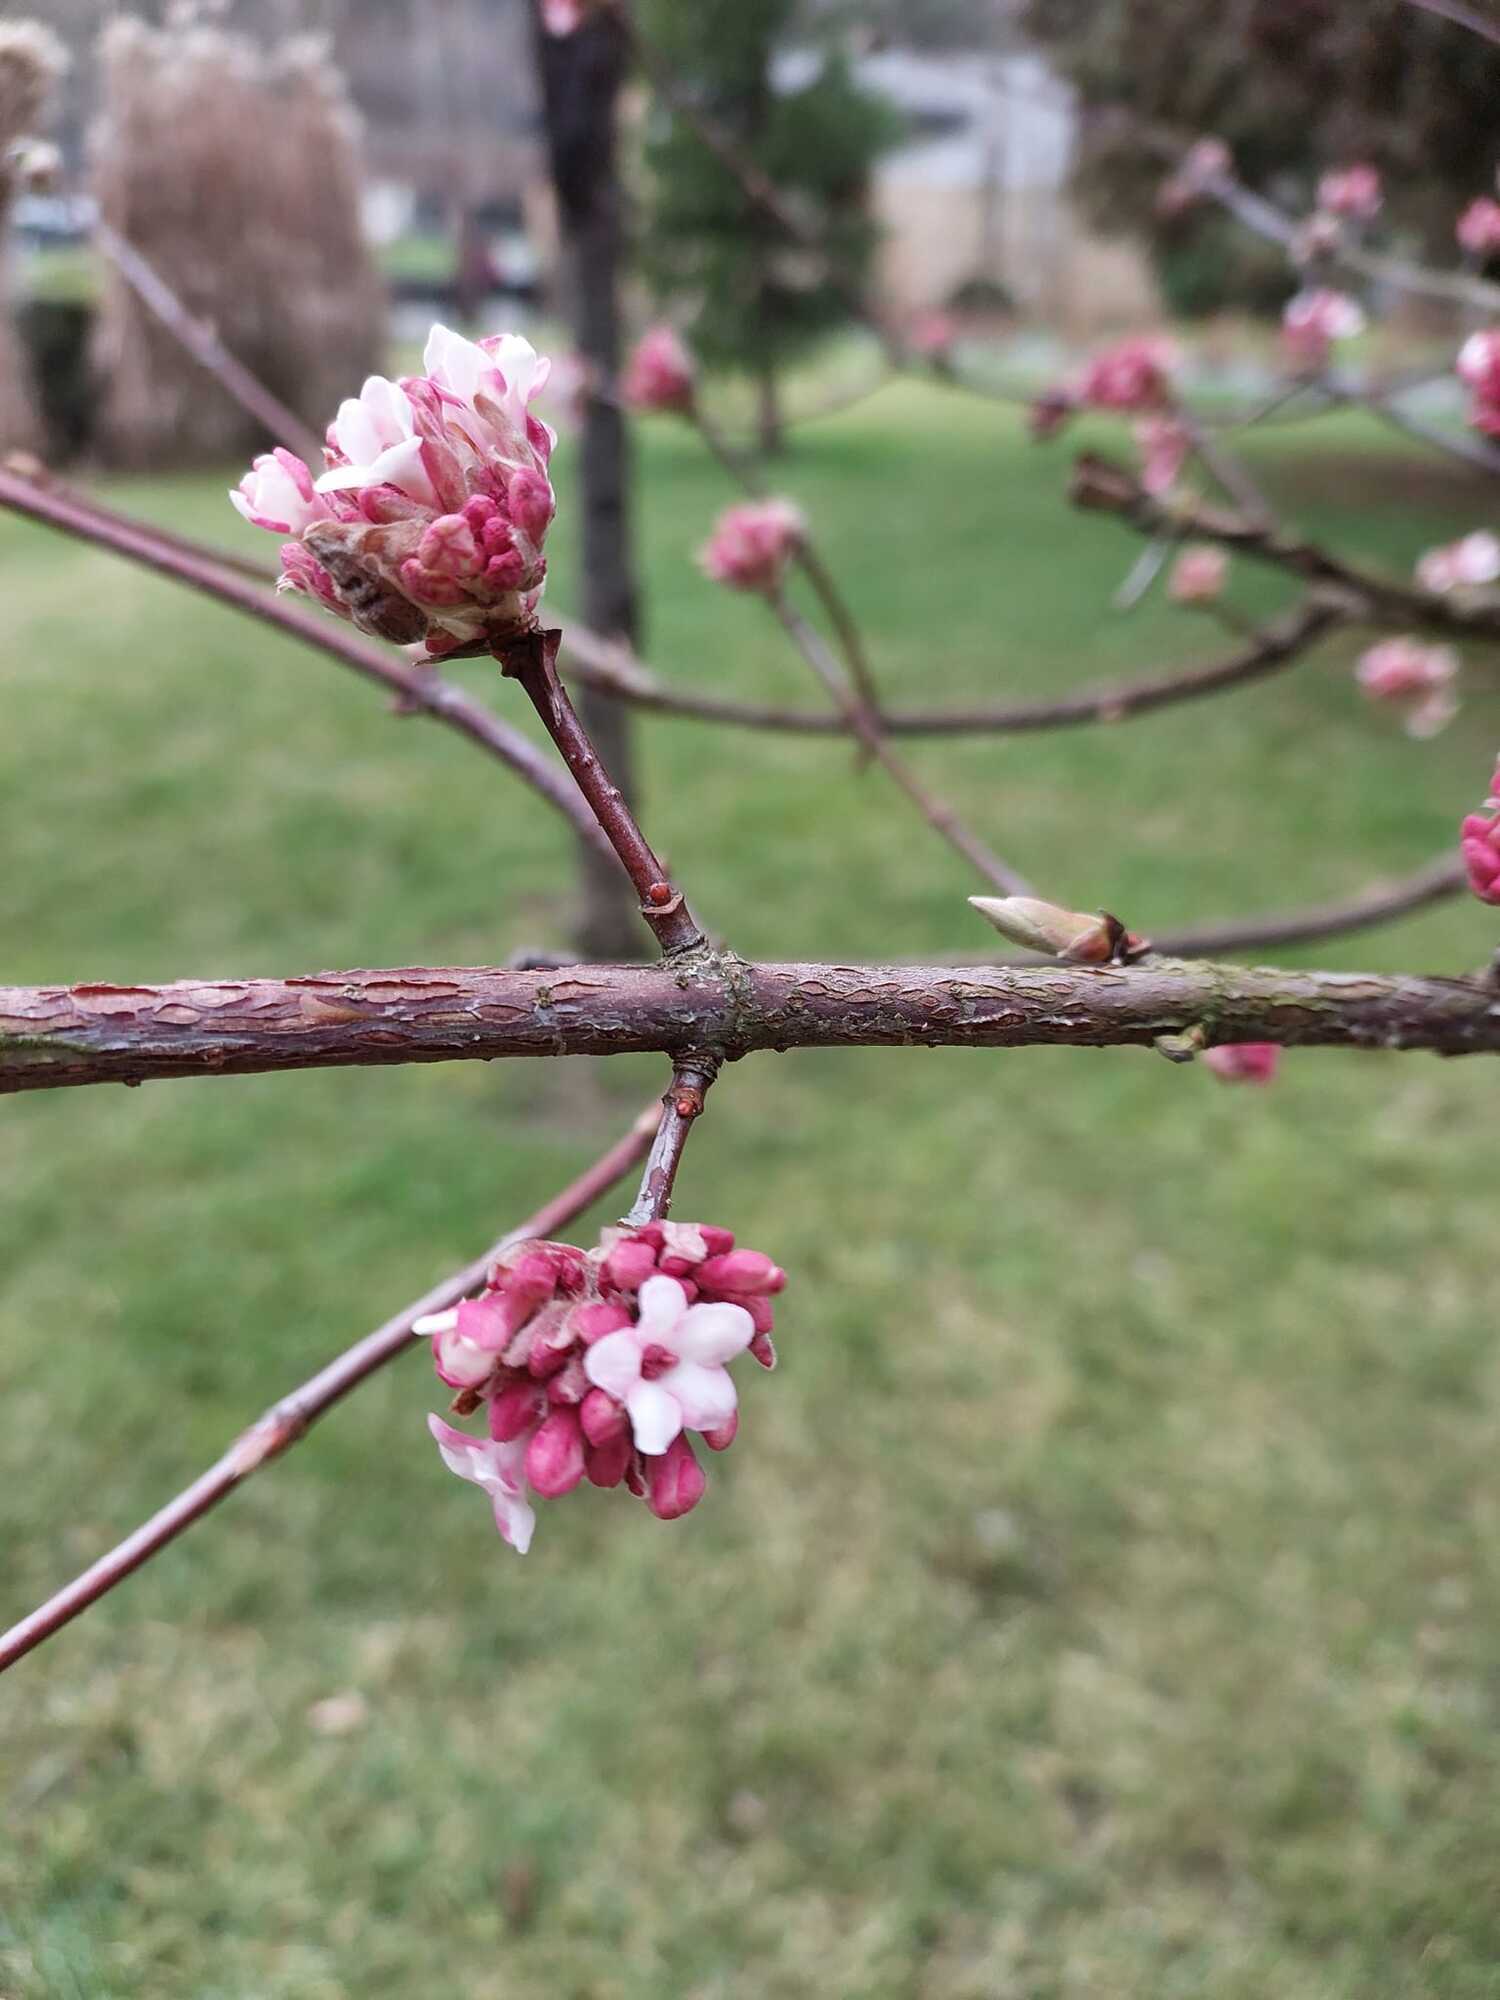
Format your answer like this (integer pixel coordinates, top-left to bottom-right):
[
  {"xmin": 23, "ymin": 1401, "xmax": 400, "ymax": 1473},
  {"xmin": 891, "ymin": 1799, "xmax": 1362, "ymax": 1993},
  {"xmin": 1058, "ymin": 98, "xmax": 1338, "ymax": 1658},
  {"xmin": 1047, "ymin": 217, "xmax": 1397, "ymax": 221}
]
[
  {"xmin": 621, "ymin": 324, "xmax": 697, "ymax": 414},
  {"xmin": 1457, "ymin": 330, "xmax": 1500, "ymax": 438},
  {"xmin": 230, "ymin": 324, "xmax": 557, "ymax": 656},
  {"xmin": 1316, "ymin": 164, "xmax": 1382, "ymax": 222},
  {"xmin": 1460, "ymin": 760, "xmax": 1500, "ymax": 906},
  {"xmin": 700, "ymin": 499, "xmax": 806, "ymax": 594},
  {"xmin": 1355, "ymin": 639, "xmax": 1460, "ymax": 739},
  {"xmin": 1076, "ymin": 335, "xmax": 1177, "ymax": 414},
  {"xmin": 1204, "ymin": 1043, "xmax": 1282, "ymax": 1084},
  {"xmin": 415, "ymin": 1221, "xmax": 786, "ymax": 1552},
  {"xmin": 1281, "ymin": 289, "xmax": 1365, "ymax": 371}
]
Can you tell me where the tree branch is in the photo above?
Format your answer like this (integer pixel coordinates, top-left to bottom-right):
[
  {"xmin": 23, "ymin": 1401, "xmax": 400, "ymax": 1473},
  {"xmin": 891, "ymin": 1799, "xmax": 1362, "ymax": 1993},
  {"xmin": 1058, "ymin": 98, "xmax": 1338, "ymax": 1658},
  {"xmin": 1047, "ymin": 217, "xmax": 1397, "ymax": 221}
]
[
  {"xmin": 0, "ymin": 466, "xmax": 615, "ymax": 861},
  {"xmin": 1398, "ymin": 0, "xmax": 1500, "ymax": 48},
  {"xmin": 622, "ymin": 1056, "xmax": 720, "ymax": 1225},
  {"xmin": 1069, "ymin": 454, "xmax": 1500, "ymax": 641},
  {"xmin": 3, "ymin": 954, "xmax": 1498, "ymax": 1093},
  {"xmin": 0, "ymin": 1104, "xmax": 660, "ymax": 1675}
]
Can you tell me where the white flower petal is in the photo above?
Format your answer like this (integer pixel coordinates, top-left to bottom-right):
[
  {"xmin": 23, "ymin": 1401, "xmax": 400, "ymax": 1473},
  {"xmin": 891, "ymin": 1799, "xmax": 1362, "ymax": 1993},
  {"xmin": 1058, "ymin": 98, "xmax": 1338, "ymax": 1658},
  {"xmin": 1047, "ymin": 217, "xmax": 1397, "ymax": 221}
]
[
  {"xmin": 316, "ymin": 435, "xmax": 435, "ymax": 506},
  {"xmin": 582, "ymin": 1327, "xmax": 644, "ymax": 1402},
  {"xmin": 626, "ymin": 1379, "xmax": 682, "ymax": 1456},
  {"xmin": 492, "ymin": 1488, "xmax": 535, "ymax": 1553},
  {"xmin": 412, "ymin": 1308, "xmax": 459, "ymax": 1336},
  {"xmin": 662, "ymin": 1359, "xmax": 737, "ymax": 1433},
  {"xmin": 672, "ymin": 1300, "xmax": 753, "ymax": 1368},
  {"xmin": 635, "ymin": 1273, "xmax": 689, "ymax": 1340},
  {"xmin": 425, "ymin": 322, "xmax": 490, "ymax": 404},
  {"xmin": 332, "ymin": 394, "xmax": 384, "ymax": 466}
]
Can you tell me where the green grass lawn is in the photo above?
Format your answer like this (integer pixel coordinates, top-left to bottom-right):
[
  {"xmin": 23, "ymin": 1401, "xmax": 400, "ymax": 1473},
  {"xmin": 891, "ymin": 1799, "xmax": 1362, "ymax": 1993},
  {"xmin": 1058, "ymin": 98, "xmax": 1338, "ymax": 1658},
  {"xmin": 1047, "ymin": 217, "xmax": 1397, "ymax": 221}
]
[{"xmin": 3, "ymin": 380, "xmax": 1500, "ymax": 1999}]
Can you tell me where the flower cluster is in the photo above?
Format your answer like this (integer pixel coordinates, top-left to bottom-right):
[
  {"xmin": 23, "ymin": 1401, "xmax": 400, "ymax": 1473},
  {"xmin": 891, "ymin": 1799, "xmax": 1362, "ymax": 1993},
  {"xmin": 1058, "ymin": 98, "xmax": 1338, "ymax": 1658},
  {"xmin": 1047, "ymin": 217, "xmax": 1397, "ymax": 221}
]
[
  {"xmin": 1204, "ymin": 1043, "xmax": 1281, "ymax": 1085},
  {"xmin": 1458, "ymin": 197, "xmax": 1500, "ymax": 261},
  {"xmin": 415, "ymin": 1221, "xmax": 785, "ymax": 1552},
  {"xmin": 621, "ymin": 324, "xmax": 696, "ymax": 414},
  {"xmin": 1076, "ymin": 335, "xmax": 1177, "ymax": 414},
  {"xmin": 1281, "ymin": 289, "xmax": 1365, "ymax": 371},
  {"xmin": 230, "ymin": 324, "xmax": 556, "ymax": 656},
  {"xmin": 1460, "ymin": 761, "xmax": 1500, "ymax": 906},
  {"xmin": 1458, "ymin": 330, "xmax": 1500, "ymax": 438},
  {"xmin": 1416, "ymin": 531, "xmax": 1500, "ymax": 596},
  {"xmin": 700, "ymin": 499, "xmax": 806, "ymax": 594},
  {"xmin": 1316, "ymin": 164, "xmax": 1382, "ymax": 222},
  {"xmin": 1355, "ymin": 639, "xmax": 1459, "ymax": 739}
]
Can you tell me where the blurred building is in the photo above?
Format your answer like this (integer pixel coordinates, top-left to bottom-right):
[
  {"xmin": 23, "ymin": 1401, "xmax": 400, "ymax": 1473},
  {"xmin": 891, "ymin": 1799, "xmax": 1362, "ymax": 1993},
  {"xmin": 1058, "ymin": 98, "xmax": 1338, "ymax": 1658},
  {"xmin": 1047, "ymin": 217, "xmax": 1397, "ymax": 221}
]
[{"xmin": 855, "ymin": 45, "xmax": 1160, "ymax": 334}]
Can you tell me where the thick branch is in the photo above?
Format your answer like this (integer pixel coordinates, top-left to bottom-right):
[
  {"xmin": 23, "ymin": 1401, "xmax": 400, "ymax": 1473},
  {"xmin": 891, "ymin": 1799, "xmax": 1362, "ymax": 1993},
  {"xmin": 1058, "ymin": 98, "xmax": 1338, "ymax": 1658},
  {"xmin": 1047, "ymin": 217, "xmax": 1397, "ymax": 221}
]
[
  {"xmin": 0, "ymin": 466, "xmax": 613, "ymax": 860},
  {"xmin": 3, "ymin": 955, "xmax": 1499, "ymax": 1093},
  {"xmin": 1070, "ymin": 455, "xmax": 1500, "ymax": 641},
  {"xmin": 0, "ymin": 1106, "xmax": 659, "ymax": 1674},
  {"xmin": 558, "ymin": 597, "xmax": 1344, "ymax": 736}
]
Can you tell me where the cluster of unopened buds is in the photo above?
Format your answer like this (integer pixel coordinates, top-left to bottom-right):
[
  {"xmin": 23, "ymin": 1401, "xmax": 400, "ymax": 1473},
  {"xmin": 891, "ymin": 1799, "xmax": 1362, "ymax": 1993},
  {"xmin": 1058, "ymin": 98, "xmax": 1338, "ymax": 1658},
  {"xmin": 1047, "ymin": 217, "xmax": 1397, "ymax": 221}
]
[
  {"xmin": 1461, "ymin": 761, "xmax": 1500, "ymax": 907},
  {"xmin": 700, "ymin": 499, "xmax": 806, "ymax": 594},
  {"xmin": 1031, "ymin": 338, "xmax": 1189, "ymax": 495},
  {"xmin": 1316, "ymin": 163, "xmax": 1382, "ymax": 223},
  {"xmin": 230, "ymin": 324, "xmax": 556, "ymax": 656},
  {"xmin": 1355, "ymin": 638, "xmax": 1460, "ymax": 739},
  {"xmin": 414, "ymin": 1222, "xmax": 785, "ymax": 1552}
]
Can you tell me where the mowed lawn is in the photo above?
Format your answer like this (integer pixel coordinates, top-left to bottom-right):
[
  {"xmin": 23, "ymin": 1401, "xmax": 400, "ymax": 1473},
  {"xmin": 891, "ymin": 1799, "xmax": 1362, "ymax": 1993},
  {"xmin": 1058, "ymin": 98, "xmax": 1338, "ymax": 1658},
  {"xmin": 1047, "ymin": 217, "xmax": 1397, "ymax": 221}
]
[{"xmin": 4, "ymin": 379, "xmax": 1500, "ymax": 2000}]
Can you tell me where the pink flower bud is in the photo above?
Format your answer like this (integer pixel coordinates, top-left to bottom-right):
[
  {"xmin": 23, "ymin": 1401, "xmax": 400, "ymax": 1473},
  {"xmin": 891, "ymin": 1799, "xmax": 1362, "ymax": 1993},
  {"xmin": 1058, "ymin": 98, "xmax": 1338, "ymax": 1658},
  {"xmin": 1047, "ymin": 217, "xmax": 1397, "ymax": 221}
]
[
  {"xmin": 602, "ymin": 1239, "xmax": 660, "ymax": 1292},
  {"xmin": 1317, "ymin": 164, "xmax": 1381, "ymax": 221},
  {"xmin": 546, "ymin": 1355, "xmax": 589, "ymax": 1405},
  {"xmin": 1282, "ymin": 289, "xmax": 1365, "ymax": 371},
  {"xmin": 507, "ymin": 467, "xmax": 554, "ymax": 544},
  {"xmin": 699, "ymin": 500, "xmax": 805, "ymax": 595},
  {"xmin": 1077, "ymin": 336, "xmax": 1176, "ymax": 413},
  {"xmin": 572, "ymin": 1299, "xmax": 633, "ymax": 1345},
  {"xmin": 525, "ymin": 1409, "xmax": 586, "ymax": 1497},
  {"xmin": 909, "ymin": 310, "xmax": 958, "ymax": 363},
  {"xmin": 1416, "ymin": 531, "xmax": 1500, "ymax": 595},
  {"xmin": 580, "ymin": 1387, "xmax": 629, "ymax": 1447},
  {"xmin": 489, "ymin": 1378, "xmax": 546, "ymax": 1441},
  {"xmin": 1168, "ymin": 546, "xmax": 1229, "ymax": 605},
  {"xmin": 1458, "ymin": 331, "xmax": 1500, "ymax": 438},
  {"xmin": 741, "ymin": 1295, "xmax": 776, "ymax": 1336},
  {"xmin": 645, "ymin": 1433, "xmax": 706, "ymax": 1520},
  {"xmin": 1204, "ymin": 1043, "xmax": 1282, "ymax": 1084},
  {"xmin": 585, "ymin": 1433, "xmax": 634, "ymax": 1487},
  {"xmin": 1355, "ymin": 639, "xmax": 1460, "ymax": 738},
  {"xmin": 1461, "ymin": 762, "xmax": 1500, "ymax": 905},
  {"xmin": 696, "ymin": 1250, "xmax": 786, "ymax": 1296},
  {"xmin": 699, "ymin": 1225, "xmax": 736, "ymax": 1256},
  {"xmin": 702, "ymin": 1410, "xmax": 739, "ymax": 1452},
  {"xmin": 1134, "ymin": 415, "xmax": 1190, "ymax": 497},
  {"xmin": 749, "ymin": 1329, "xmax": 777, "ymax": 1370},
  {"xmin": 622, "ymin": 325, "xmax": 696, "ymax": 413},
  {"xmin": 1459, "ymin": 197, "xmax": 1500, "ymax": 260},
  {"xmin": 433, "ymin": 1323, "xmax": 494, "ymax": 1390}
]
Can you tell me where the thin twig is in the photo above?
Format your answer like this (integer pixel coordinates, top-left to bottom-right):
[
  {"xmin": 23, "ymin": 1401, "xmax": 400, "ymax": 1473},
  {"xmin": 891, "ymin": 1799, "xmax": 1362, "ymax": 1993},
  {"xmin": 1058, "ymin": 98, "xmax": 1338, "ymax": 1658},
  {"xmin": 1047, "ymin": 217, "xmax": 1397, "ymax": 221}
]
[
  {"xmin": 495, "ymin": 629, "xmax": 706, "ymax": 954},
  {"xmin": 1399, "ymin": 0, "xmax": 1500, "ymax": 46},
  {"xmin": 0, "ymin": 1106, "xmax": 660, "ymax": 1674},
  {"xmin": 767, "ymin": 590, "xmax": 1034, "ymax": 896},
  {"xmin": 94, "ymin": 218, "xmax": 325, "ymax": 461},
  {"xmin": 623, "ymin": 1056, "xmax": 721, "ymax": 1225},
  {"xmin": 0, "ymin": 466, "xmax": 614, "ymax": 860}
]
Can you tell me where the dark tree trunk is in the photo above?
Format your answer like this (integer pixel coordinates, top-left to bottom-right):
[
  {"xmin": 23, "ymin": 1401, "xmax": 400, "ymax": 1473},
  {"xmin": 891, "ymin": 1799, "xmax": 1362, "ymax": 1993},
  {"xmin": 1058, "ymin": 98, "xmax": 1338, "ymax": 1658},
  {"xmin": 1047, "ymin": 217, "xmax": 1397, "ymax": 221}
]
[{"xmin": 533, "ymin": 6, "xmax": 645, "ymax": 960}]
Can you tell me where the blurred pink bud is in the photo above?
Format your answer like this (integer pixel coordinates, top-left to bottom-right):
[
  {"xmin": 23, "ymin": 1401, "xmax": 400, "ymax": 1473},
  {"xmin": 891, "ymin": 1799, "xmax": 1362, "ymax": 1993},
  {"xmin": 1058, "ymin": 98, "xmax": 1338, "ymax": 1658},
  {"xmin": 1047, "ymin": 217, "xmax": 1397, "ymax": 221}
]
[
  {"xmin": 1355, "ymin": 638, "xmax": 1460, "ymax": 738},
  {"xmin": 541, "ymin": 0, "xmax": 585, "ymax": 33},
  {"xmin": 909, "ymin": 309, "xmax": 958, "ymax": 362},
  {"xmin": 525, "ymin": 1409, "xmax": 586, "ymax": 1498},
  {"xmin": 1077, "ymin": 336, "xmax": 1176, "ymax": 413},
  {"xmin": 1282, "ymin": 290, "xmax": 1365, "ymax": 371},
  {"xmin": 1204, "ymin": 1043, "xmax": 1282, "ymax": 1084},
  {"xmin": 1458, "ymin": 197, "xmax": 1500, "ymax": 259},
  {"xmin": 645, "ymin": 1433, "xmax": 707, "ymax": 1520},
  {"xmin": 700, "ymin": 499, "xmax": 806, "ymax": 594},
  {"xmin": 696, "ymin": 1249, "xmax": 786, "ymax": 1296},
  {"xmin": 1461, "ymin": 761, "xmax": 1500, "ymax": 904},
  {"xmin": 1416, "ymin": 531, "xmax": 1500, "ymax": 595},
  {"xmin": 1289, "ymin": 213, "xmax": 1344, "ymax": 266},
  {"xmin": 489, "ymin": 1378, "xmax": 546, "ymax": 1442},
  {"xmin": 1183, "ymin": 136, "xmax": 1230, "ymax": 183},
  {"xmin": 1317, "ymin": 164, "xmax": 1382, "ymax": 220},
  {"xmin": 702, "ymin": 1410, "xmax": 739, "ymax": 1452},
  {"xmin": 1168, "ymin": 545, "xmax": 1228, "ymax": 604},
  {"xmin": 622, "ymin": 325, "xmax": 696, "ymax": 412},
  {"xmin": 1458, "ymin": 330, "xmax": 1500, "ymax": 437},
  {"xmin": 1134, "ymin": 414, "xmax": 1190, "ymax": 497}
]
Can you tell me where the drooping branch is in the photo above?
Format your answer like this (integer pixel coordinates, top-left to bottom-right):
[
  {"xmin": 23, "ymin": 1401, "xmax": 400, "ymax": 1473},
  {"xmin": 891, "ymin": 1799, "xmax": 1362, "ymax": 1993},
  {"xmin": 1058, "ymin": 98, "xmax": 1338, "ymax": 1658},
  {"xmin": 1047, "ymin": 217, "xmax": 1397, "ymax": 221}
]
[
  {"xmin": 93, "ymin": 218, "xmax": 325, "ymax": 462},
  {"xmin": 557, "ymin": 597, "xmax": 1346, "ymax": 737},
  {"xmin": 0, "ymin": 1105, "xmax": 660, "ymax": 1675},
  {"xmin": 0, "ymin": 465, "xmax": 614, "ymax": 860},
  {"xmin": 1069, "ymin": 455, "xmax": 1500, "ymax": 641},
  {"xmin": 1148, "ymin": 852, "xmax": 1467, "ymax": 957},
  {"xmin": 4, "ymin": 954, "xmax": 1499, "ymax": 1094}
]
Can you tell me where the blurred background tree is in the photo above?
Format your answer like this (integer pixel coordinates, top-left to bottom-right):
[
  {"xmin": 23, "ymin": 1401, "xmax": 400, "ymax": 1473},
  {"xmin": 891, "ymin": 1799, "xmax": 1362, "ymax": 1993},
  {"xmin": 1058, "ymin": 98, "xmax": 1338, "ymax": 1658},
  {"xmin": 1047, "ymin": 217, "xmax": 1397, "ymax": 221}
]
[
  {"xmin": 637, "ymin": 0, "xmax": 900, "ymax": 453},
  {"xmin": 1023, "ymin": 0, "xmax": 1500, "ymax": 317}
]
